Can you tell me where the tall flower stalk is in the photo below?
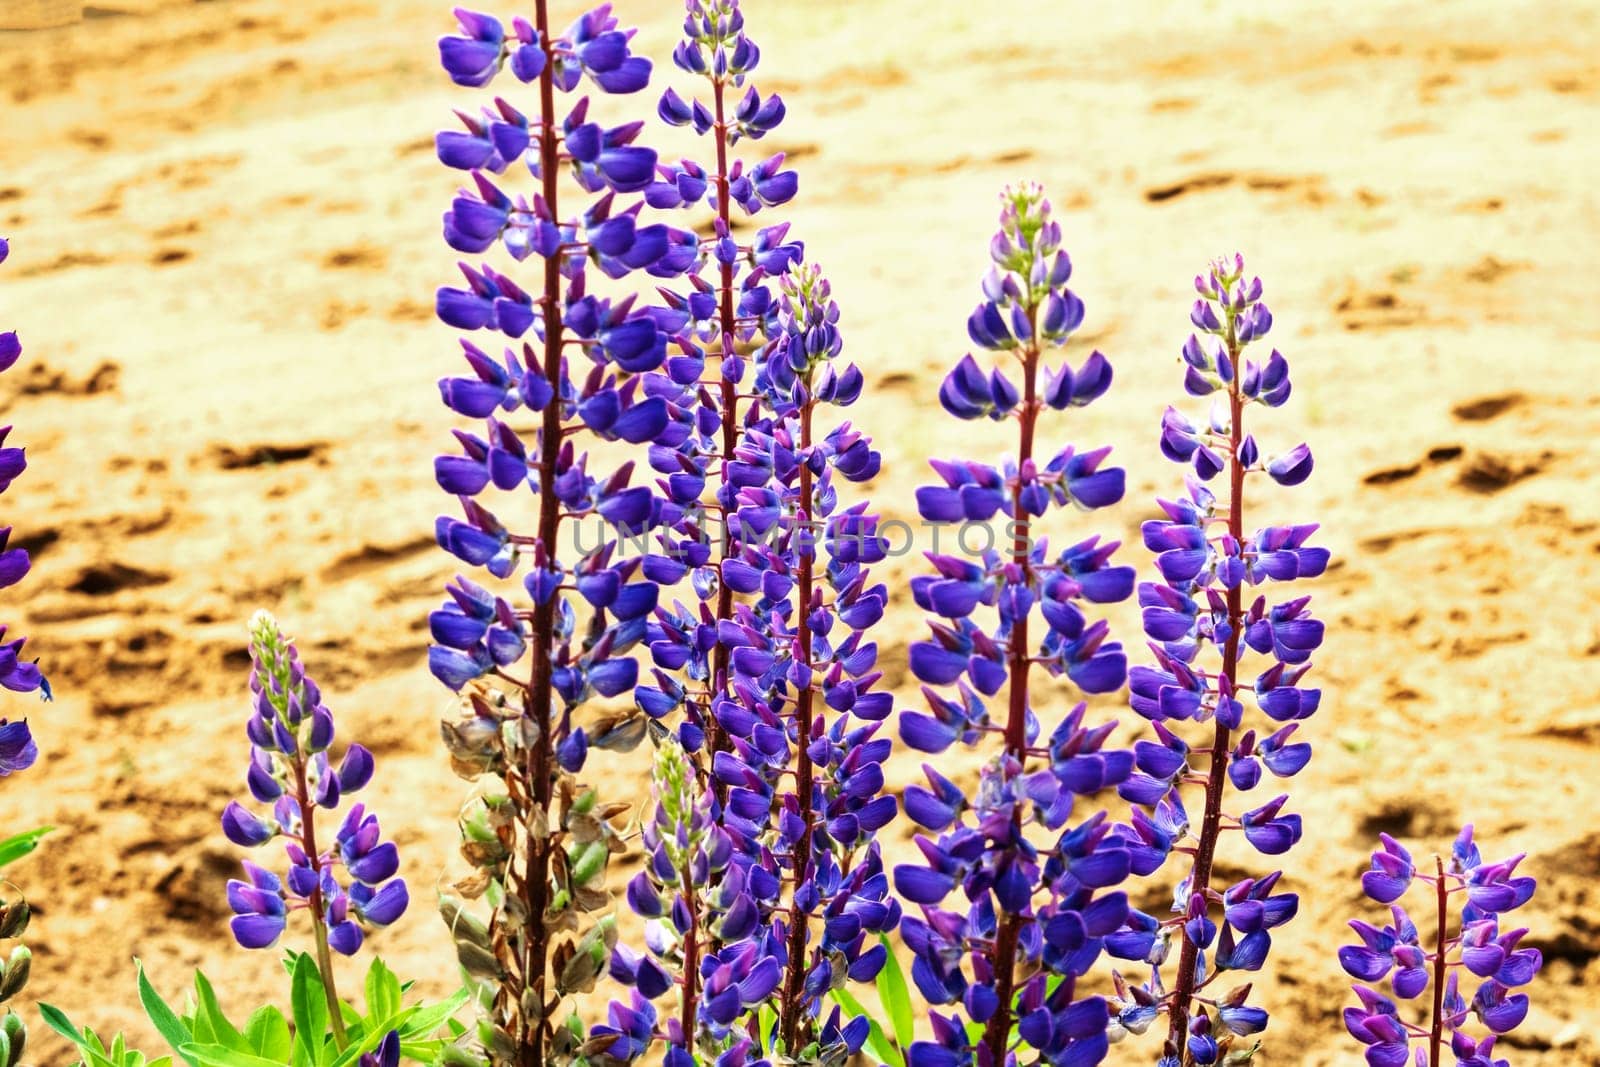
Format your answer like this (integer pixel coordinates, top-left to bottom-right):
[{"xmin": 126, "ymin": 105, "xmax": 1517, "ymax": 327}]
[
  {"xmin": 757, "ymin": 263, "xmax": 897, "ymax": 1058},
  {"xmin": 636, "ymin": 0, "xmax": 800, "ymax": 774},
  {"xmin": 0, "ymin": 236, "xmax": 50, "ymax": 780},
  {"xmin": 1342, "ymin": 827, "xmax": 1540, "ymax": 1067},
  {"xmin": 895, "ymin": 184, "xmax": 1137, "ymax": 1067},
  {"xmin": 601, "ymin": 7, "xmax": 897, "ymax": 1061},
  {"xmin": 606, "ymin": 263, "xmax": 897, "ymax": 1064},
  {"xmin": 431, "ymin": 6, "xmax": 695, "ymax": 1064},
  {"xmin": 608, "ymin": 2, "xmax": 803, "ymax": 1048},
  {"xmin": 1109, "ymin": 255, "xmax": 1324, "ymax": 1065},
  {"xmin": 221, "ymin": 612, "xmax": 409, "ymax": 1049}
]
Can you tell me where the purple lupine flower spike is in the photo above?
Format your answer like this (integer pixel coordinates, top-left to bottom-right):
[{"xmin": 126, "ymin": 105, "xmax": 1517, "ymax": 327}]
[
  {"xmin": 627, "ymin": 260, "xmax": 896, "ymax": 1064},
  {"xmin": 0, "ymin": 236, "xmax": 50, "ymax": 780},
  {"xmin": 1342, "ymin": 828, "xmax": 1540, "ymax": 1067},
  {"xmin": 1109, "ymin": 255, "xmax": 1323, "ymax": 1063},
  {"xmin": 894, "ymin": 184, "xmax": 1136, "ymax": 1067},
  {"xmin": 633, "ymin": 0, "xmax": 803, "ymax": 772},
  {"xmin": 602, "ymin": 4, "xmax": 892, "ymax": 1063},
  {"xmin": 222, "ymin": 613, "xmax": 407, "ymax": 1046},
  {"xmin": 431, "ymin": 5, "xmax": 696, "ymax": 1064}
]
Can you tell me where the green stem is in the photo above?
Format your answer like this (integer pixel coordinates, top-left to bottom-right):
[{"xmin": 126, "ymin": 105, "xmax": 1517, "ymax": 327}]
[{"xmin": 293, "ymin": 761, "xmax": 347, "ymax": 1050}]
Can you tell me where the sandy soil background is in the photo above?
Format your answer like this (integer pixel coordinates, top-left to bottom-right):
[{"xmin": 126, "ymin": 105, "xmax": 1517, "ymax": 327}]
[{"xmin": 2, "ymin": 0, "xmax": 1597, "ymax": 1063}]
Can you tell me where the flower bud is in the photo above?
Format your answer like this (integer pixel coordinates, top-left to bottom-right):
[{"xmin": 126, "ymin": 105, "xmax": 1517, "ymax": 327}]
[
  {"xmin": 0, "ymin": 947, "xmax": 28, "ymax": 1002},
  {"xmin": 0, "ymin": 902, "xmax": 27, "ymax": 941}
]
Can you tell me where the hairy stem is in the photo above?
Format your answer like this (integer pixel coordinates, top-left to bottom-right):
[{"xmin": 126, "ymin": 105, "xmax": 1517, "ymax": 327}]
[
  {"xmin": 707, "ymin": 75, "xmax": 737, "ymax": 774},
  {"xmin": 1166, "ymin": 324, "xmax": 1245, "ymax": 1062},
  {"xmin": 679, "ymin": 860, "xmax": 702, "ymax": 1046},
  {"xmin": 514, "ymin": 3, "xmax": 562, "ymax": 1061},
  {"xmin": 981, "ymin": 317, "xmax": 1041, "ymax": 1066},
  {"xmin": 292, "ymin": 760, "xmax": 347, "ymax": 1049},
  {"xmin": 1429, "ymin": 856, "xmax": 1447, "ymax": 1067},
  {"xmin": 777, "ymin": 395, "xmax": 819, "ymax": 1055}
]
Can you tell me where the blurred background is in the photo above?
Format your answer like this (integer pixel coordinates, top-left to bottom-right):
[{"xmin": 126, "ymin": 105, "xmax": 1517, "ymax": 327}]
[{"xmin": 2, "ymin": 0, "xmax": 1597, "ymax": 1063}]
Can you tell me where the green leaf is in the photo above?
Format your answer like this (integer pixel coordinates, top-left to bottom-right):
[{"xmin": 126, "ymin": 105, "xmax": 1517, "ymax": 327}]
[
  {"xmin": 325, "ymin": 1020, "xmax": 404, "ymax": 1067},
  {"xmin": 395, "ymin": 988, "xmax": 469, "ymax": 1039},
  {"xmin": 38, "ymin": 1002, "xmax": 87, "ymax": 1047},
  {"xmin": 191, "ymin": 970, "xmax": 248, "ymax": 1052},
  {"xmin": 363, "ymin": 959, "xmax": 402, "ymax": 1025},
  {"xmin": 243, "ymin": 1007, "xmax": 291, "ymax": 1063},
  {"xmin": 181, "ymin": 1042, "xmax": 295, "ymax": 1067},
  {"xmin": 289, "ymin": 954, "xmax": 329, "ymax": 1066},
  {"xmin": 875, "ymin": 934, "xmax": 914, "ymax": 1050},
  {"xmin": 757, "ymin": 1003, "xmax": 778, "ymax": 1055},
  {"xmin": 136, "ymin": 960, "xmax": 197, "ymax": 1067},
  {"xmin": 0, "ymin": 826, "xmax": 52, "ymax": 869},
  {"xmin": 829, "ymin": 987, "xmax": 902, "ymax": 1067}
]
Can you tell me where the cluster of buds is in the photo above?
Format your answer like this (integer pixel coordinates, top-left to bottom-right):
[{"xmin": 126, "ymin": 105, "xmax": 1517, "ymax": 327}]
[
  {"xmin": 0, "ymin": 888, "xmax": 30, "ymax": 1067},
  {"xmin": 895, "ymin": 184, "xmax": 1137, "ymax": 1067},
  {"xmin": 1342, "ymin": 827, "xmax": 1540, "ymax": 1067},
  {"xmin": 1107, "ymin": 256, "xmax": 1323, "ymax": 1066}
]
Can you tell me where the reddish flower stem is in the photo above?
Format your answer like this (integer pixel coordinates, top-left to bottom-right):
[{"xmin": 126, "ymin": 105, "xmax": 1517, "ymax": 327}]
[
  {"xmin": 981, "ymin": 314, "xmax": 1041, "ymax": 1067},
  {"xmin": 777, "ymin": 395, "xmax": 819, "ymax": 1055},
  {"xmin": 680, "ymin": 863, "xmax": 702, "ymax": 1040},
  {"xmin": 514, "ymin": 3, "xmax": 562, "ymax": 1061},
  {"xmin": 1165, "ymin": 323, "xmax": 1244, "ymax": 1063},
  {"xmin": 1429, "ymin": 856, "xmax": 1448, "ymax": 1067},
  {"xmin": 707, "ymin": 75, "xmax": 738, "ymax": 772},
  {"xmin": 291, "ymin": 759, "xmax": 348, "ymax": 1049}
]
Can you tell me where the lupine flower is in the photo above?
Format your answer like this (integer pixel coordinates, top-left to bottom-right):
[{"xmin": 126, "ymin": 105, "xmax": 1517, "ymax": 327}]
[
  {"xmin": 600, "ymin": 5, "xmax": 894, "ymax": 1062},
  {"xmin": 631, "ymin": 0, "xmax": 804, "ymax": 767},
  {"xmin": 893, "ymin": 184, "xmax": 1136, "ymax": 1067},
  {"xmin": 222, "ymin": 612, "xmax": 407, "ymax": 1047},
  {"xmin": 0, "ymin": 236, "xmax": 50, "ymax": 780},
  {"xmin": 431, "ymin": 6, "xmax": 696, "ymax": 1064},
  {"xmin": 650, "ymin": 262, "xmax": 898, "ymax": 1062},
  {"xmin": 1109, "ymin": 254, "xmax": 1324, "ymax": 1064},
  {"xmin": 1342, "ymin": 827, "xmax": 1540, "ymax": 1067}
]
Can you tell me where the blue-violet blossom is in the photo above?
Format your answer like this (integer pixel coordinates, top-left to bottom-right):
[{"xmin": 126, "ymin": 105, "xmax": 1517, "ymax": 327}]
[
  {"xmin": 0, "ymin": 236, "xmax": 50, "ymax": 780},
  {"xmin": 222, "ymin": 612, "xmax": 407, "ymax": 1046},
  {"xmin": 1106, "ymin": 255, "xmax": 1325, "ymax": 1066},
  {"xmin": 894, "ymin": 183, "xmax": 1138, "ymax": 1067},
  {"xmin": 1342, "ymin": 827, "xmax": 1540, "ymax": 1067}
]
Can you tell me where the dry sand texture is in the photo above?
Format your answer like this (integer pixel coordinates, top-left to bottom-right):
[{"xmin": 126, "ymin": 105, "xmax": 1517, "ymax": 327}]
[{"xmin": 2, "ymin": 0, "xmax": 1598, "ymax": 1063}]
